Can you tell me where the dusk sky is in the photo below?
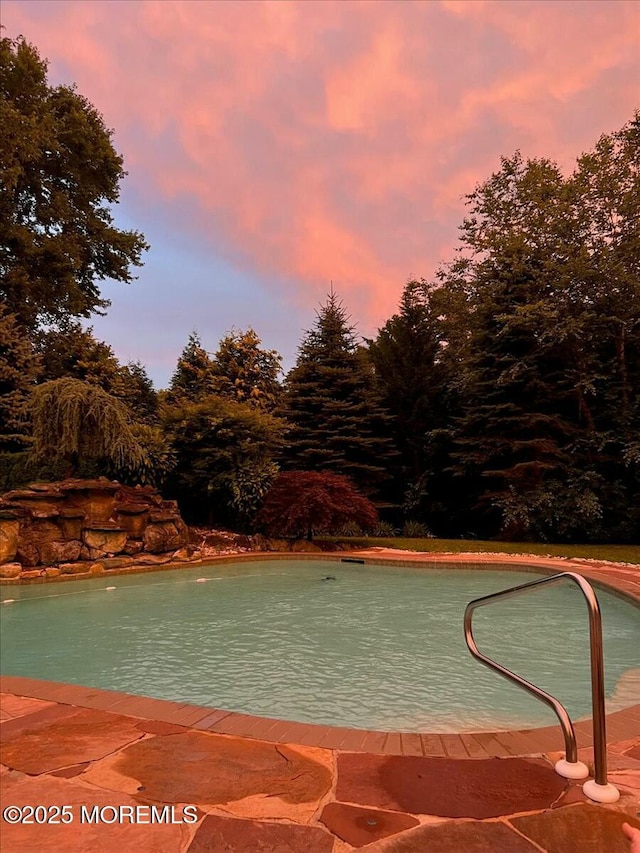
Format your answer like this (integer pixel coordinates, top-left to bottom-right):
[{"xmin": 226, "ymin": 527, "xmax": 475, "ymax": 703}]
[{"xmin": 4, "ymin": 0, "xmax": 639, "ymax": 388}]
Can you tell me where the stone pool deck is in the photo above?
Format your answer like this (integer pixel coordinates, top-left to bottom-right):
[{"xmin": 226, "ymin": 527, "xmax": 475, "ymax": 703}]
[{"xmin": 1, "ymin": 553, "xmax": 639, "ymax": 851}]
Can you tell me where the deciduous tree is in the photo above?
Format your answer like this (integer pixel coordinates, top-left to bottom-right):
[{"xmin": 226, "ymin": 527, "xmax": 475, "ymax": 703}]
[
  {"xmin": 162, "ymin": 396, "xmax": 286, "ymax": 526},
  {"xmin": 0, "ymin": 36, "xmax": 148, "ymax": 332},
  {"xmin": 258, "ymin": 471, "xmax": 378, "ymax": 540}
]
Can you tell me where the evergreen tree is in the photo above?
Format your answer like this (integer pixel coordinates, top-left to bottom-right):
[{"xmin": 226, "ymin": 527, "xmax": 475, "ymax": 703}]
[
  {"xmin": 0, "ymin": 304, "xmax": 40, "ymax": 451},
  {"xmin": 368, "ymin": 280, "xmax": 454, "ymax": 523},
  {"xmin": 36, "ymin": 322, "xmax": 125, "ymax": 393},
  {"xmin": 437, "ymin": 118, "xmax": 640, "ymax": 541},
  {"xmin": 29, "ymin": 378, "xmax": 148, "ymax": 477},
  {"xmin": 281, "ymin": 292, "xmax": 397, "ymax": 497},
  {"xmin": 210, "ymin": 328, "xmax": 282, "ymax": 411},
  {"xmin": 166, "ymin": 332, "xmax": 215, "ymax": 404},
  {"xmin": 118, "ymin": 361, "xmax": 158, "ymax": 423},
  {"xmin": 35, "ymin": 324, "xmax": 158, "ymax": 422}
]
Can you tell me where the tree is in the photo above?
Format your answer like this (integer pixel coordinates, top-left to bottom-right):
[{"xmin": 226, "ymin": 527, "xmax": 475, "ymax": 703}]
[
  {"xmin": 210, "ymin": 328, "xmax": 282, "ymax": 411},
  {"xmin": 0, "ymin": 36, "xmax": 148, "ymax": 332},
  {"xmin": 35, "ymin": 323, "xmax": 158, "ymax": 422},
  {"xmin": 435, "ymin": 115, "xmax": 640, "ymax": 541},
  {"xmin": 166, "ymin": 332, "xmax": 215, "ymax": 404},
  {"xmin": 36, "ymin": 322, "xmax": 125, "ymax": 392},
  {"xmin": 117, "ymin": 360, "xmax": 158, "ymax": 423},
  {"xmin": 29, "ymin": 378, "xmax": 148, "ymax": 478},
  {"xmin": 162, "ymin": 396, "xmax": 286, "ymax": 526},
  {"xmin": 258, "ymin": 471, "xmax": 378, "ymax": 540},
  {"xmin": 368, "ymin": 280, "xmax": 454, "ymax": 524},
  {"xmin": 0, "ymin": 304, "xmax": 40, "ymax": 451},
  {"xmin": 281, "ymin": 292, "xmax": 397, "ymax": 497}
]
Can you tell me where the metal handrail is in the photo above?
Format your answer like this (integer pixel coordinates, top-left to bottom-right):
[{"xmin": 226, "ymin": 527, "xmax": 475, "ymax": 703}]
[{"xmin": 464, "ymin": 571, "xmax": 619, "ymax": 802}]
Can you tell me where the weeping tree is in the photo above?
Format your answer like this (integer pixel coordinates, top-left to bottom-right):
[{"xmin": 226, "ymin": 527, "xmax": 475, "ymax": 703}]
[{"xmin": 29, "ymin": 378, "xmax": 150, "ymax": 480}]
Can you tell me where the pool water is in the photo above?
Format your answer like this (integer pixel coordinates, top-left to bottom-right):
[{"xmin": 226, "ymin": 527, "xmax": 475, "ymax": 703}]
[{"xmin": 2, "ymin": 561, "xmax": 639, "ymax": 732}]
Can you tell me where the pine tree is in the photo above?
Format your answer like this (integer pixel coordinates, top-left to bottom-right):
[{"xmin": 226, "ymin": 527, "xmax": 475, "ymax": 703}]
[
  {"xmin": 166, "ymin": 332, "xmax": 215, "ymax": 404},
  {"xmin": 368, "ymin": 280, "xmax": 454, "ymax": 518},
  {"xmin": 281, "ymin": 292, "xmax": 397, "ymax": 497},
  {"xmin": 210, "ymin": 328, "xmax": 282, "ymax": 411}
]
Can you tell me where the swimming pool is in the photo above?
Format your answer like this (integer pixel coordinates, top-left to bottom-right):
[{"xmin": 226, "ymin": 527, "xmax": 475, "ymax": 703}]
[{"xmin": 2, "ymin": 560, "xmax": 639, "ymax": 732}]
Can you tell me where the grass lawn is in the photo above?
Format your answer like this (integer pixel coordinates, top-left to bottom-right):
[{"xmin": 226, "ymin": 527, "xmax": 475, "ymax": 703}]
[{"xmin": 319, "ymin": 537, "xmax": 640, "ymax": 565}]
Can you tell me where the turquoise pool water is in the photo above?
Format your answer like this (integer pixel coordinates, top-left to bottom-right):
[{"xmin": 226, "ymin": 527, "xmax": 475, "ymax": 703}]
[{"xmin": 2, "ymin": 561, "xmax": 639, "ymax": 732}]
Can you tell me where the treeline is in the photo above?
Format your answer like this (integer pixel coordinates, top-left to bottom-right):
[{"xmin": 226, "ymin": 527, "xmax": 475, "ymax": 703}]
[{"xmin": 1, "ymin": 38, "xmax": 638, "ymax": 543}]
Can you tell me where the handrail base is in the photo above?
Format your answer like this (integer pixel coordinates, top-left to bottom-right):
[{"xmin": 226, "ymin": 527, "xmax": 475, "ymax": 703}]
[
  {"xmin": 555, "ymin": 758, "xmax": 589, "ymax": 780},
  {"xmin": 582, "ymin": 779, "xmax": 620, "ymax": 803}
]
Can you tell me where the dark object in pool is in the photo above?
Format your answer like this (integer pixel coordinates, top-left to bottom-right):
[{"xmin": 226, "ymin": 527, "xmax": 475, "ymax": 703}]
[{"xmin": 322, "ymin": 575, "xmax": 337, "ymax": 581}]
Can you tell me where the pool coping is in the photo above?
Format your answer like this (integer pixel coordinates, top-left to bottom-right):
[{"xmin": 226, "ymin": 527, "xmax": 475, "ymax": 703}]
[{"xmin": 2, "ymin": 551, "xmax": 639, "ymax": 757}]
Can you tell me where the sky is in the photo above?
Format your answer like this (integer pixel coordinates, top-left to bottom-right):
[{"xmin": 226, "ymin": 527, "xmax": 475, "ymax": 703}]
[{"xmin": 4, "ymin": 0, "xmax": 640, "ymax": 389}]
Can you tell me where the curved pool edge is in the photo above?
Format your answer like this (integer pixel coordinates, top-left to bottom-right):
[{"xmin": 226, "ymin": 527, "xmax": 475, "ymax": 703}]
[
  {"xmin": 2, "ymin": 551, "xmax": 639, "ymax": 757},
  {"xmin": 1, "ymin": 673, "xmax": 639, "ymax": 759}
]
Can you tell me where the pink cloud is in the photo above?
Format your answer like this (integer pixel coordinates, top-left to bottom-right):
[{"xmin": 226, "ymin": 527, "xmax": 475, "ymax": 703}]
[{"xmin": 5, "ymin": 0, "xmax": 639, "ymax": 328}]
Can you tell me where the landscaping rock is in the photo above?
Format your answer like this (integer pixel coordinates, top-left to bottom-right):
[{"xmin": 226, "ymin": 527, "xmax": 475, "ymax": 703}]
[
  {"xmin": 60, "ymin": 562, "xmax": 92, "ymax": 575},
  {"xmin": 47, "ymin": 539, "xmax": 82, "ymax": 564},
  {"xmin": 80, "ymin": 544, "xmax": 107, "ymax": 561},
  {"xmin": 135, "ymin": 553, "xmax": 173, "ymax": 565},
  {"xmin": 143, "ymin": 521, "xmax": 184, "ymax": 553},
  {"xmin": 16, "ymin": 542, "xmax": 40, "ymax": 566},
  {"xmin": 44, "ymin": 568, "xmax": 61, "ymax": 579},
  {"xmin": 98, "ymin": 556, "xmax": 134, "ymax": 570},
  {"xmin": 82, "ymin": 526, "xmax": 127, "ymax": 555},
  {"xmin": 58, "ymin": 509, "xmax": 85, "ymax": 540},
  {"xmin": 0, "ymin": 517, "xmax": 20, "ymax": 564},
  {"xmin": 0, "ymin": 562, "xmax": 21, "ymax": 579},
  {"xmin": 1, "ymin": 478, "xmax": 190, "ymax": 576},
  {"xmin": 123, "ymin": 539, "xmax": 144, "ymax": 555},
  {"xmin": 115, "ymin": 504, "xmax": 149, "ymax": 537},
  {"xmin": 291, "ymin": 539, "xmax": 323, "ymax": 552}
]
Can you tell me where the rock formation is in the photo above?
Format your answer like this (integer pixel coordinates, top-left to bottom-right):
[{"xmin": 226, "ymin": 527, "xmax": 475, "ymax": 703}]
[{"xmin": 0, "ymin": 479, "xmax": 195, "ymax": 580}]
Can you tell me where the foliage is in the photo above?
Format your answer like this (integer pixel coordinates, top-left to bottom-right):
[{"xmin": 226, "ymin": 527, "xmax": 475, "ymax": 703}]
[
  {"xmin": 35, "ymin": 323, "xmax": 158, "ymax": 422},
  {"xmin": 0, "ymin": 36, "xmax": 147, "ymax": 332},
  {"xmin": 368, "ymin": 280, "xmax": 457, "ymax": 524},
  {"xmin": 281, "ymin": 292, "xmax": 397, "ymax": 496},
  {"xmin": 110, "ymin": 423, "xmax": 175, "ymax": 487},
  {"xmin": 0, "ymin": 304, "xmax": 40, "ymax": 451},
  {"xmin": 29, "ymin": 378, "xmax": 148, "ymax": 477},
  {"xmin": 210, "ymin": 328, "xmax": 282, "ymax": 411},
  {"xmin": 402, "ymin": 520, "xmax": 433, "ymax": 538},
  {"xmin": 429, "ymin": 114, "xmax": 640, "ymax": 542},
  {"xmin": 258, "ymin": 471, "xmax": 378, "ymax": 540},
  {"xmin": 117, "ymin": 361, "xmax": 158, "ymax": 423},
  {"xmin": 166, "ymin": 332, "xmax": 215, "ymax": 404},
  {"xmin": 370, "ymin": 520, "xmax": 399, "ymax": 537},
  {"xmin": 162, "ymin": 395, "xmax": 286, "ymax": 526},
  {"xmin": 333, "ymin": 521, "xmax": 364, "ymax": 537}
]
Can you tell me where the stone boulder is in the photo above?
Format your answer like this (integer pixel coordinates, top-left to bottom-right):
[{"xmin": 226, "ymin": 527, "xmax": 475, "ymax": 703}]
[
  {"xmin": 0, "ymin": 562, "xmax": 21, "ymax": 579},
  {"xmin": 143, "ymin": 521, "xmax": 185, "ymax": 554},
  {"xmin": 0, "ymin": 515, "xmax": 20, "ymax": 564},
  {"xmin": 63, "ymin": 481, "xmax": 119, "ymax": 523},
  {"xmin": 82, "ymin": 524, "xmax": 128, "ymax": 556}
]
